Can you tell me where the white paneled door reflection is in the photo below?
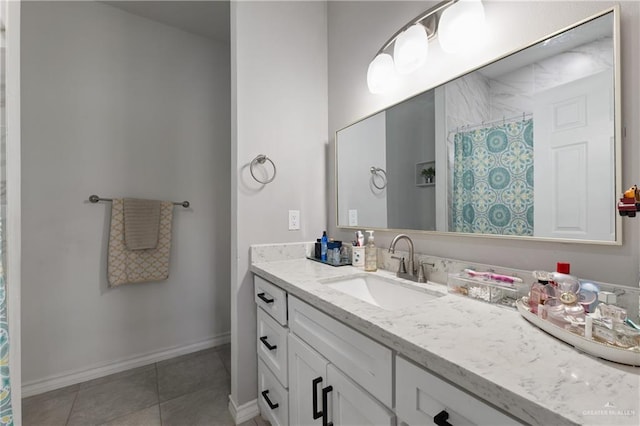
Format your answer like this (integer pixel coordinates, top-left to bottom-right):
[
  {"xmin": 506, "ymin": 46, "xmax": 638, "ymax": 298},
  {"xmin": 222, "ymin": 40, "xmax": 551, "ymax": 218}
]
[{"xmin": 533, "ymin": 70, "xmax": 614, "ymax": 241}]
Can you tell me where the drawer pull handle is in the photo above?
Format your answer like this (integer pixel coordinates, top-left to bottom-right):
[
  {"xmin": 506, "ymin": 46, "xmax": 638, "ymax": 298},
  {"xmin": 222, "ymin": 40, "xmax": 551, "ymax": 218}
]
[
  {"xmin": 261, "ymin": 390, "xmax": 279, "ymax": 410},
  {"xmin": 312, "ymin": 376, "xmax": 323, "ymax": 419},
  {"xmin": 434, "ymin": 410, "xmax": 453, "ymax": 426},
  {"xmin": 257, "ymin": 292, "xmax": 274, "ymax": 304},
  {"xmin": 259, "ymin": 336, "xmax": 277, "ymax": 351},
  {"xmin": 322, "ymin": 385, "xmax": 333, "ymax": 426}
]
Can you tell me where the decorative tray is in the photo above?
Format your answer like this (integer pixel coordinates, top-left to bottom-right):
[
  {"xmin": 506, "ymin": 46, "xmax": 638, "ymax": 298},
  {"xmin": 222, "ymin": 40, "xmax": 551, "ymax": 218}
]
[
  {"xmin": 306, "ymin": 256, "xmax": 351, "ymax": 267},
  {"xmin": 516, "ymin": 298, "xmax": 640, "ymax": 366}
]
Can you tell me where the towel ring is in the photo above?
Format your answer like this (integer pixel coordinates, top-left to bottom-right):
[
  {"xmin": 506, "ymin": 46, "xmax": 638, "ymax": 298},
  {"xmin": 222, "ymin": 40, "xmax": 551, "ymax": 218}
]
[
  {"xmin": 370, "ymin": 166, "xmax": 387, "ymax": 190},
  {"xmin": 250, "ymin": 154, "xmax": 277, "ymax": 184}
]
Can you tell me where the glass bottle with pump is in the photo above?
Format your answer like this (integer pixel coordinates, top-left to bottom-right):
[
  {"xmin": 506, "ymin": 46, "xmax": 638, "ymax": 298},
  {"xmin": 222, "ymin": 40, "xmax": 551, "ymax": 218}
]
[{"xmin": 364, "ymin": 230, "xmax": 377, "ymax": 272}]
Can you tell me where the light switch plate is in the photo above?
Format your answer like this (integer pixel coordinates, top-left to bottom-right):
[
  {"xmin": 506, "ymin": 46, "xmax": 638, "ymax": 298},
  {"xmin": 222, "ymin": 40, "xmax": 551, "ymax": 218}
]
[
  {"xmin": 348, "ymin": 209, "xmax": 358, "ymax": 226},
  {"xmin": 288, "ymin": 210, "xmax": 300, "ymax": 230}
]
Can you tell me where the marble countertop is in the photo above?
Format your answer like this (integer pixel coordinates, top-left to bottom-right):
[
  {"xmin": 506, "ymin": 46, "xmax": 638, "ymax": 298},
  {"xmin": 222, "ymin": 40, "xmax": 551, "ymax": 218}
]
[{"xmin": 250, "ymin": 257, "xmax": 640, "ymax": 426}]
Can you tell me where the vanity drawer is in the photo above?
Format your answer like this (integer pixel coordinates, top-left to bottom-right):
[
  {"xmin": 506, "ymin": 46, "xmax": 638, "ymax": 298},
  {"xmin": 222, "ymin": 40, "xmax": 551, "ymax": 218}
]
[
  {"xmin": 396, "ymin": 356, "xmax": 520, "ymax": 426},
  {"xmin": 255, "ymin": 275, "xmax": 287, "ymax": 326},
  {"xmin": 258, "ymin": 358, "xmax": 289, "ymax": 426},
  {"xmin": 288, "ymin": 295, "xmax": 392, "ymax": 408},
  {"xmin": 257, "ymin": 307, "xmax": 288, "ymax": 387}
]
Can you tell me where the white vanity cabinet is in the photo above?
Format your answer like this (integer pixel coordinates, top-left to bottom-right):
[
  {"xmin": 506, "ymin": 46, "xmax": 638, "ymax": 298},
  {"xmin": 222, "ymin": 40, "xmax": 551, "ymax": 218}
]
[
  {"xmin": 288, "ymin": 332, "xmax": 328, "ymax": 426},
  {"xmin": 255, "ymin": 275, "xmax": 287, "ymax": 325},
  {"xmin": 288, "ymin": 311, "xmax": 395, "ymax": 426},
  {"xmin": 395, "ymin": 356, "xmax": 520, "ymax": 426},
  {"xmin": 258, "ymin": 358, "xmax": 289, "ymax": 426},
  {"xmin": 257, "ymin": 307, "xmax": 288, "ymax": 385},
  {"xmin": 254, "ymin": 273, "xmax": 518, "ymax": 426},
  {"xmin": 255, "ymin": 276, "xmax": 289, "ymax": 426},
  {"xmin": 288, "ymin": 295, "xmax": 393, "ymax": 407}
]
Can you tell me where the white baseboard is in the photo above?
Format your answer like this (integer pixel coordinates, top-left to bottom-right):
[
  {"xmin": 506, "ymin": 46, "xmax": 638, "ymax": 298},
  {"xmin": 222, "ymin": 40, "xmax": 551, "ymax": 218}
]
[
  {"xmin": 22, "ymin": 332, "xmax": 230, "ymax": 398},
  {"xmin": 229, "ymin": 395, "xmax": 260, "ymax": 425}
]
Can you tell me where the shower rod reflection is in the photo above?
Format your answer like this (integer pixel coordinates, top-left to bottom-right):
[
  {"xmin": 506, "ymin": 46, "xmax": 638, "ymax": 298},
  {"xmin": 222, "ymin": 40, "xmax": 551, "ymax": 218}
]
[
  {"xmin": 452, "ymin": 112, "xmax": 533, "ymax": 134},
  {"xmin": 89, "ymin": 195, "xmax": 190, "ymax": 208}
]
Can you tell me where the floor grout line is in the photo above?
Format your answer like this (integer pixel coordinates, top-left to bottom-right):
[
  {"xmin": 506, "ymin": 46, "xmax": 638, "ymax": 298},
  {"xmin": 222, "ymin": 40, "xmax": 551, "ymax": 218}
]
[
  {"xmin": 64, "ymin": 389, "xmax": 80, "ymax": 426},
  {"xmin": 218, "ymin": 349, "xmax": 228, "ymax": 376},
  {"xmin": 156, "ymin": 362, "xmax": 163, "ymax": 426},
  {"xmin": 95, "ymin": 402, "xmax": 160, "ymax": 426}
]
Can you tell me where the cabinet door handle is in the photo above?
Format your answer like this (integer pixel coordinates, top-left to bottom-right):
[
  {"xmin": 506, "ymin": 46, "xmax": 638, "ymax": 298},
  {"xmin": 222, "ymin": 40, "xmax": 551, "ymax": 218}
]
[
  {"xmin": 257, "ymin": 292, "xmax": 274, "ymax": 304},
  {"xmin": 322, "ymin": 385, "xmax": 333, "ymax": 426},
  {"xmin": 434, "ymin": 409, "xmax": 453, "ymax": 426},
  {"xmin": 261, "ymin": 390, "xmax": 279, "ymax": 410},
  {"xmin": 259, "ymin": 336, "xmax": 277, "ymax": 351},
  {"xmin": 312, "ymin": 376, "xmax": 323, "ymax": 419}
]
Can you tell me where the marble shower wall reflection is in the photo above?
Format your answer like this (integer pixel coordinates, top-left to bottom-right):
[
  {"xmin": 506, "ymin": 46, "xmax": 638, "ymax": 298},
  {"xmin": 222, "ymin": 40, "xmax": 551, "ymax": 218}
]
[
  {"xmin": 445, "ymin": 37, "xmax": 613, "ymax": 133},
  {"xmin": 490, "ymin": 37, "xmax": 613, "ymax": 119}
]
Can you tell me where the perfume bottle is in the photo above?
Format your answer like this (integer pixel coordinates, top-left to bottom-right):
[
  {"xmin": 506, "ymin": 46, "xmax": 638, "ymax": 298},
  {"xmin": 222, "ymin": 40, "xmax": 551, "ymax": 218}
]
[{"xmin": 529, "ymin": 271, "xmax": 551, "ymax": 315}]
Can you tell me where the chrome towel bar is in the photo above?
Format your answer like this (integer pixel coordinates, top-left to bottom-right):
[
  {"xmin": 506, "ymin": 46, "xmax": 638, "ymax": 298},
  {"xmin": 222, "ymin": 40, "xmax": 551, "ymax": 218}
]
[{"xmin": 89, "ymin": 195, "xmax": 190, "ymax": 208}]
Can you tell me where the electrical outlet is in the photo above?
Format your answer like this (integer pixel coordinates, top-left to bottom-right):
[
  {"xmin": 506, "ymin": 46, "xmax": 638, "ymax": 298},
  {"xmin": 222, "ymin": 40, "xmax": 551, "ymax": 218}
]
[
  {"xmin": 288, "ymin": 210, "xmax": 300, "ymax": 230},
  {"xmin": 348, "ymin": 209, "xmax": 358, "ymax": 226}
]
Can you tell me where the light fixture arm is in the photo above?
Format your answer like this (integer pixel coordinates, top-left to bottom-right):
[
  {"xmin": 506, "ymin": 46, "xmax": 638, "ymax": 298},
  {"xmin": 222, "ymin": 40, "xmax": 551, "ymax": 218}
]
[{"xmin": 373, "ymin": 0, "xmax": 458, "ymax": 60}]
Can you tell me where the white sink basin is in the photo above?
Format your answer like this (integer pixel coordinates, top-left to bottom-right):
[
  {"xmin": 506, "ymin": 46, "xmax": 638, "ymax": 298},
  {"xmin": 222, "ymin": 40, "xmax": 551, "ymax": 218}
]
[{"xmin": 319, "ymin": 274, "xmax": 443, "ymax": 310}]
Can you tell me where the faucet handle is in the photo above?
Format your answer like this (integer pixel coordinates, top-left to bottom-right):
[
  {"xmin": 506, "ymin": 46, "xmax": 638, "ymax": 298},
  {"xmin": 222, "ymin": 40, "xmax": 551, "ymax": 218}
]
[
  {"xmin": 391, "ymin": 255, "xmax": 407, "ymax": 274},
  {"xmin": 418, "ymin": 261, "xmax": 435, "ymax": 283}
]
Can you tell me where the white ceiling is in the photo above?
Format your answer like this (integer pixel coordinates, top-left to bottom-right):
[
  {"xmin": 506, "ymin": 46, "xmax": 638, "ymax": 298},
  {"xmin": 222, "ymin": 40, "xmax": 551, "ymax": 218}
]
[{"xmin": 102, "ymin": 1, "xmax": 230, "ymax": 42}]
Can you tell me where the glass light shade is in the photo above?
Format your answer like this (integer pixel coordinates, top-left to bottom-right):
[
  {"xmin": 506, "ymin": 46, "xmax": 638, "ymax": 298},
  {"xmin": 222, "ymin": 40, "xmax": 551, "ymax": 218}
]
[
  {"xmin": 367, "ymin": 53, "xmax": 396, "ymax": 94},
  {"xmin": 438, "ymin": 0, "xmax": 487, "ymax": 54},
  {"xmin": 393, "ymin": 24, "xmax": 429, "ymax": 75}
]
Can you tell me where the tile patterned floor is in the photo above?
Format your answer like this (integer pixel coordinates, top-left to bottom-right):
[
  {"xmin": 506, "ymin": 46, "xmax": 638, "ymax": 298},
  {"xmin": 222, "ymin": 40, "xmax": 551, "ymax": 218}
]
[{"xmin": 22, "ymin": 344, "xmax": 268, "ymax": 426}]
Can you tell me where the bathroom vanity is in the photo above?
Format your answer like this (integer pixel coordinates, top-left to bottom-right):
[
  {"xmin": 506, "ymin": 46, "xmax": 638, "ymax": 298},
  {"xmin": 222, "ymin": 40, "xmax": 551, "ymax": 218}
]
[{"xmin": 251, "ymin": 243, "xmax": 639, "ymax": 426}]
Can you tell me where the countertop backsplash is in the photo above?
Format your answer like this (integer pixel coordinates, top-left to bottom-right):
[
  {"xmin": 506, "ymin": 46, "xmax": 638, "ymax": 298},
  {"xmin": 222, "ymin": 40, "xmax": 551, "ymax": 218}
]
[
  {"xmin": 252, "ymin": 241, "xmax": 536, "ymax": 288},
  {"xmin": 250, "ymin": 241, "xmax": 639, "ymax": 317},
  {"xmin": 250, "ymin": 242, "xmax": 313, "ymax": 264}
]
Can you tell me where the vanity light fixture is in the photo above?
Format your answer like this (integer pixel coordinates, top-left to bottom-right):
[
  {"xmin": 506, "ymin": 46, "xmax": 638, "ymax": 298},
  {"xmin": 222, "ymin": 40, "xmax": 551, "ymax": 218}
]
[
  {"xmin": 367, "ymin": 0, "xmax": 486, "ymax": 94},
  {"xmin": 438, "ymin": 0, "xmax": 487, "ymax": 53}
]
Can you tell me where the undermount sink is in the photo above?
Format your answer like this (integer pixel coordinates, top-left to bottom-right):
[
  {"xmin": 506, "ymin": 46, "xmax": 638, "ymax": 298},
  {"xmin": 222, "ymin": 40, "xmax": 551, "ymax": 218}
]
[{"xmin": 319, "ymin": 274, "xmax": 443, "ymax": 310}]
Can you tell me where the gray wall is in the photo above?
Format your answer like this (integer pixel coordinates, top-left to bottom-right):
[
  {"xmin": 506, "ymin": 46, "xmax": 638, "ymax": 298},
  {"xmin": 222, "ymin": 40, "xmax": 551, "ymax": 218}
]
[
  {"xmin": 21, "ymin": 1, "xmax": 231, "ymax": 386},
  {"xmin": 328, "ymin": 1, "xmax": 640, "ymax": 286},
  {"xmin": 386, "ymin": 90, "xmax": 436, "ymax": 231},
  {"xmin": 337, "ymin": 111, "xmax": 388, "ymax": 228},
  {"xmin": 231, "ymin": 0, "xmax": 328, "ymax": 408}
]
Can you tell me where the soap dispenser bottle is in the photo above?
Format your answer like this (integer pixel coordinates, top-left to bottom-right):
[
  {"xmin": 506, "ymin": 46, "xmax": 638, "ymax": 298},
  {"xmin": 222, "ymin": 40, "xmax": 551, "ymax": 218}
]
[{"xmin": 364, "ymin": 230, "xmax": 377, "ymax": 272}]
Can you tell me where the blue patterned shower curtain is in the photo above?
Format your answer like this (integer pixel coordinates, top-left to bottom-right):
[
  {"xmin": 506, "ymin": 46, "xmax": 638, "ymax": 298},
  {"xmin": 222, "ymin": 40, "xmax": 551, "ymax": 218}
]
[
  {"xmin": 452, "ymin": 119, "xmax": 534, "ymax": 235},
  {"xmin": 0, "ymin": 220, "xmax": 12, "ymax": 425},
  {"xmin": 0, "ymin": 0, "xmax": 13, "ymax": 421}
]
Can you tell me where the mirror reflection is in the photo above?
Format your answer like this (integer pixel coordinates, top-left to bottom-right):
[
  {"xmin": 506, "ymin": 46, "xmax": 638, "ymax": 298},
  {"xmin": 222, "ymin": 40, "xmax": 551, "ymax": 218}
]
[{"xmin": 336, "ymin": 9, "xmax": 618, "ymax": 243}]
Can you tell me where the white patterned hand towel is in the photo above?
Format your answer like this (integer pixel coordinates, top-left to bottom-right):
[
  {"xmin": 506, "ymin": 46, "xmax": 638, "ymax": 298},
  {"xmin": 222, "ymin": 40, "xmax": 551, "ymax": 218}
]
[
  {"xmin": 123, "ymin": 198, "xmax": 161, "ymax": 250},
  {"xmin": 108, "ymin": 199, "xmax": 173, "ymax": 287}
]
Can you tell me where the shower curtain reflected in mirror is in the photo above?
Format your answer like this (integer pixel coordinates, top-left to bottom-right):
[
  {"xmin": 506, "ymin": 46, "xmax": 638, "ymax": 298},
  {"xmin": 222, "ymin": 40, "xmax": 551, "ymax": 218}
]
[
  {"xmin": 451, "ymin": 119, "xmax": 534, "ymax": 236},
  {"xmin": 0, "ymin": 0, "xmax": 13, "ymax": 422},
  {"xmin": 0, "ymin": 233, "xmax": 11, "ymax": 426}
]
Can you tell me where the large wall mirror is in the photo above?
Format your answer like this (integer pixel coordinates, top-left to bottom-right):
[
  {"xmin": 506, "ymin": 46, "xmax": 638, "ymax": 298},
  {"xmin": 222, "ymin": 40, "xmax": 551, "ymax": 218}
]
[{"xmin": 336, "ymin": 7, "xmax": 621, "ymax": 244}]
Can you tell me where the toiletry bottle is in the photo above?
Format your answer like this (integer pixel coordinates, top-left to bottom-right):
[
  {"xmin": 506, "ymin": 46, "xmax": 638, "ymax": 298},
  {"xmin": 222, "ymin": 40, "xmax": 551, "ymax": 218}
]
[
  {"xmin": 352, "ymin": 244, "xmax": 365, "ymax": 268},
  {"xmin": 529, "ymin": 277, "xmax": 550, "ymax": 315},
  {"xmin": 321, "ymin": 231, "xmax": 328, "ymax": 261},
  {"xmin": 364, "ymin": 230, "xmax": 377, "ymax": 272}
]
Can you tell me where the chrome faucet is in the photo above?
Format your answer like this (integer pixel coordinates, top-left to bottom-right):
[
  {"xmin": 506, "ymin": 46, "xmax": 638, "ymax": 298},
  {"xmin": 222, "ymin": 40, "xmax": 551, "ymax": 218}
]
[{"xmin": 389, "ymin": 234, "xmax": 417, "ymax": 282}]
